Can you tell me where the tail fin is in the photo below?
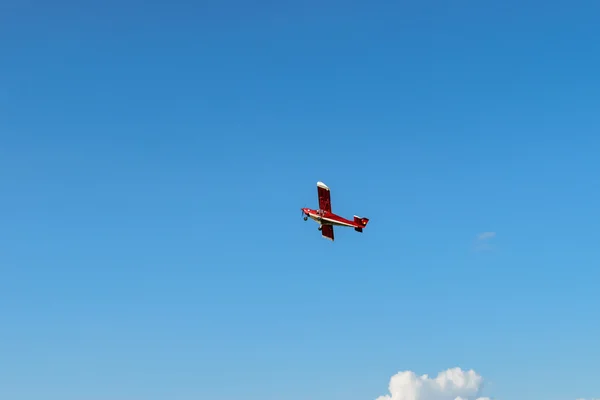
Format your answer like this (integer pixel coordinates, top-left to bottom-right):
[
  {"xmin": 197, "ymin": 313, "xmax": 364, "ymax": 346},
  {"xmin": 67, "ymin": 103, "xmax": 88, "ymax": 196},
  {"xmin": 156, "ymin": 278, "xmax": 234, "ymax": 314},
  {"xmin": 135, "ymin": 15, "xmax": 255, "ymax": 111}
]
[{"xmin": 353, "ymin": 215, "xmax": 369, "ymax": 228}]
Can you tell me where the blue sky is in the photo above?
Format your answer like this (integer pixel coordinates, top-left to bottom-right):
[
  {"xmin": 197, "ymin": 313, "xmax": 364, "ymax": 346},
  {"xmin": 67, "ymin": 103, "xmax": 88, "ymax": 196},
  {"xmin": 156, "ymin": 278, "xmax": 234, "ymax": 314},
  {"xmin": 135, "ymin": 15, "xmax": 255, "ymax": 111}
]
[{"xmin": 1, "ymin": 1, "xmax": 600, "ymax": 399}]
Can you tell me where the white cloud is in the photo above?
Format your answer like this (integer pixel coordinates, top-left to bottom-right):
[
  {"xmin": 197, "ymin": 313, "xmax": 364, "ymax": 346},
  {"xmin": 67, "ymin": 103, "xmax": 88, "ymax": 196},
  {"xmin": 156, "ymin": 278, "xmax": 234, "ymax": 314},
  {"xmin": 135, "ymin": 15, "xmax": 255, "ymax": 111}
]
[{"xmin": 375, "ymin": 367, "xmax": 491, "ymax": 400}]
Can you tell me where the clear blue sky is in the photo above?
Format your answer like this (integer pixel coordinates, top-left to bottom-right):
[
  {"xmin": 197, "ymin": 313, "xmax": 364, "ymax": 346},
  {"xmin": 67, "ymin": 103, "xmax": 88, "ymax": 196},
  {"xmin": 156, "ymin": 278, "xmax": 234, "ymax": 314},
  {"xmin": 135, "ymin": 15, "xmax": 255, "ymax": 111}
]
[{"xmin": 1, "ymin": 1, "xmax": 599, "ymax": 399}]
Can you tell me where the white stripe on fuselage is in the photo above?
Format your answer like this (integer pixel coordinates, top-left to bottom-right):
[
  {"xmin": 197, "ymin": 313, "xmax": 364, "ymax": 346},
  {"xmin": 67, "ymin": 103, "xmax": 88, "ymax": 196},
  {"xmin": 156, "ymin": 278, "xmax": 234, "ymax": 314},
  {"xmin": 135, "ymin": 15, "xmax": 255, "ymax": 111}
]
[{"xmin": 308, "ymin": 213, "xmax": 355, "ymax": 227}]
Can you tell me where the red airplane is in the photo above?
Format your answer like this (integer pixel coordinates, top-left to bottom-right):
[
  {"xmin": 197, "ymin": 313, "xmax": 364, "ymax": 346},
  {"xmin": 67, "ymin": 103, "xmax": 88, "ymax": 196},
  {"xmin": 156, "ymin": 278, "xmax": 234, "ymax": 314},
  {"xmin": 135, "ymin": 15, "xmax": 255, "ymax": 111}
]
[{"xmin": 301, "ymin": 181, "xmax": 369, "ymax": 241}]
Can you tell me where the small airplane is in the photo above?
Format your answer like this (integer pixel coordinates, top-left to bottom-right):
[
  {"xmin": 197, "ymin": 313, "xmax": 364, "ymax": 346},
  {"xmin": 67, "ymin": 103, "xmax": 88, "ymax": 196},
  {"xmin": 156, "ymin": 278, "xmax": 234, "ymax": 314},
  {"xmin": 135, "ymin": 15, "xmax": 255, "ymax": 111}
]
[{"xmin": 301, "ymin": 181, "xmax": 369, "ymax": 241}]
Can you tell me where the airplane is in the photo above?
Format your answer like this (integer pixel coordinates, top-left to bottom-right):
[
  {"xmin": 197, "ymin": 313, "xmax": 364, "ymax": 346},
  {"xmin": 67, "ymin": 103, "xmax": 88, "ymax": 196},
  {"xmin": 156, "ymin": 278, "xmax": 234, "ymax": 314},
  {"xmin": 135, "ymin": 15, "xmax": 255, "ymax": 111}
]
[{"xmin": 301, "ymin": 181, "xmax": 369, "ymax": 241}]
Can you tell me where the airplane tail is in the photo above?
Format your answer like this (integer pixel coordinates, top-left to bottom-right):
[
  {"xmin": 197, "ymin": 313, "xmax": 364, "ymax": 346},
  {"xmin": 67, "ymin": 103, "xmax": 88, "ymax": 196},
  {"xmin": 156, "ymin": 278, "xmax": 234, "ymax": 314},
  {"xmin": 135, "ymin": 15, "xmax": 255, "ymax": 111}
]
[{"xmin": 353, "ymin": 215, "xmax": 369, "ymax": 232}]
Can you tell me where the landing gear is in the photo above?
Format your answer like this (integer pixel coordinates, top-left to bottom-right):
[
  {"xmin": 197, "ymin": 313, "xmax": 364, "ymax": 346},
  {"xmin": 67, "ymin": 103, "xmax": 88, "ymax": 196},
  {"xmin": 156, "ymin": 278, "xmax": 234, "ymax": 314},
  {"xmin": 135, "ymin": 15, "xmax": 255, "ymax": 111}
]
[
  {"xmin": 303, "ymin": 216, "xmax": 308, "ymax": 221},
  {"xmin": 318, "ymin": 226, "xmax": 322, "ymax": 231}
]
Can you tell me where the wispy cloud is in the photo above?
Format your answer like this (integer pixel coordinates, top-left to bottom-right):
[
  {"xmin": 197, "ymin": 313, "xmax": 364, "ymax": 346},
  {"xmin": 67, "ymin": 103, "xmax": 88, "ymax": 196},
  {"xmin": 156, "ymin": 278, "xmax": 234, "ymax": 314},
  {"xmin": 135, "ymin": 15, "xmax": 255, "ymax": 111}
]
[
  {"xmin": 476, "ymin": 232, "xmax": 496, "ymax": 241},
  {"xmin": 473, "ymin": 231, "xmax": 496, "ymax": 251}
]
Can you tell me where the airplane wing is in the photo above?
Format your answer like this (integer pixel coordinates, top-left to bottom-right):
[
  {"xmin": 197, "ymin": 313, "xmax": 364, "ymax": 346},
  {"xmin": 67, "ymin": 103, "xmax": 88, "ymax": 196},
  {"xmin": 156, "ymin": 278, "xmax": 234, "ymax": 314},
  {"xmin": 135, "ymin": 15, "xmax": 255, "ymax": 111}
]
[
  {"xmin": 317, "ymin": 181, "xmax": 331, "ymax": 212},
  {"xmin": 321, "ymin": 224, "xmax": 334, "ymax": 241}
]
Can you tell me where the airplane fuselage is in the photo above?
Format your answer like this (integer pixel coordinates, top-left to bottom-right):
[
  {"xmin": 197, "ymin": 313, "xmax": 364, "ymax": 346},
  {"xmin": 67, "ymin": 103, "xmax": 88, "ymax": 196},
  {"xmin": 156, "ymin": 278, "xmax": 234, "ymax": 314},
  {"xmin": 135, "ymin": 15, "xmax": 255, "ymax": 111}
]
[{"xmin": 301, "ymin": 208, "xmax": 359, "ymax": 228}]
